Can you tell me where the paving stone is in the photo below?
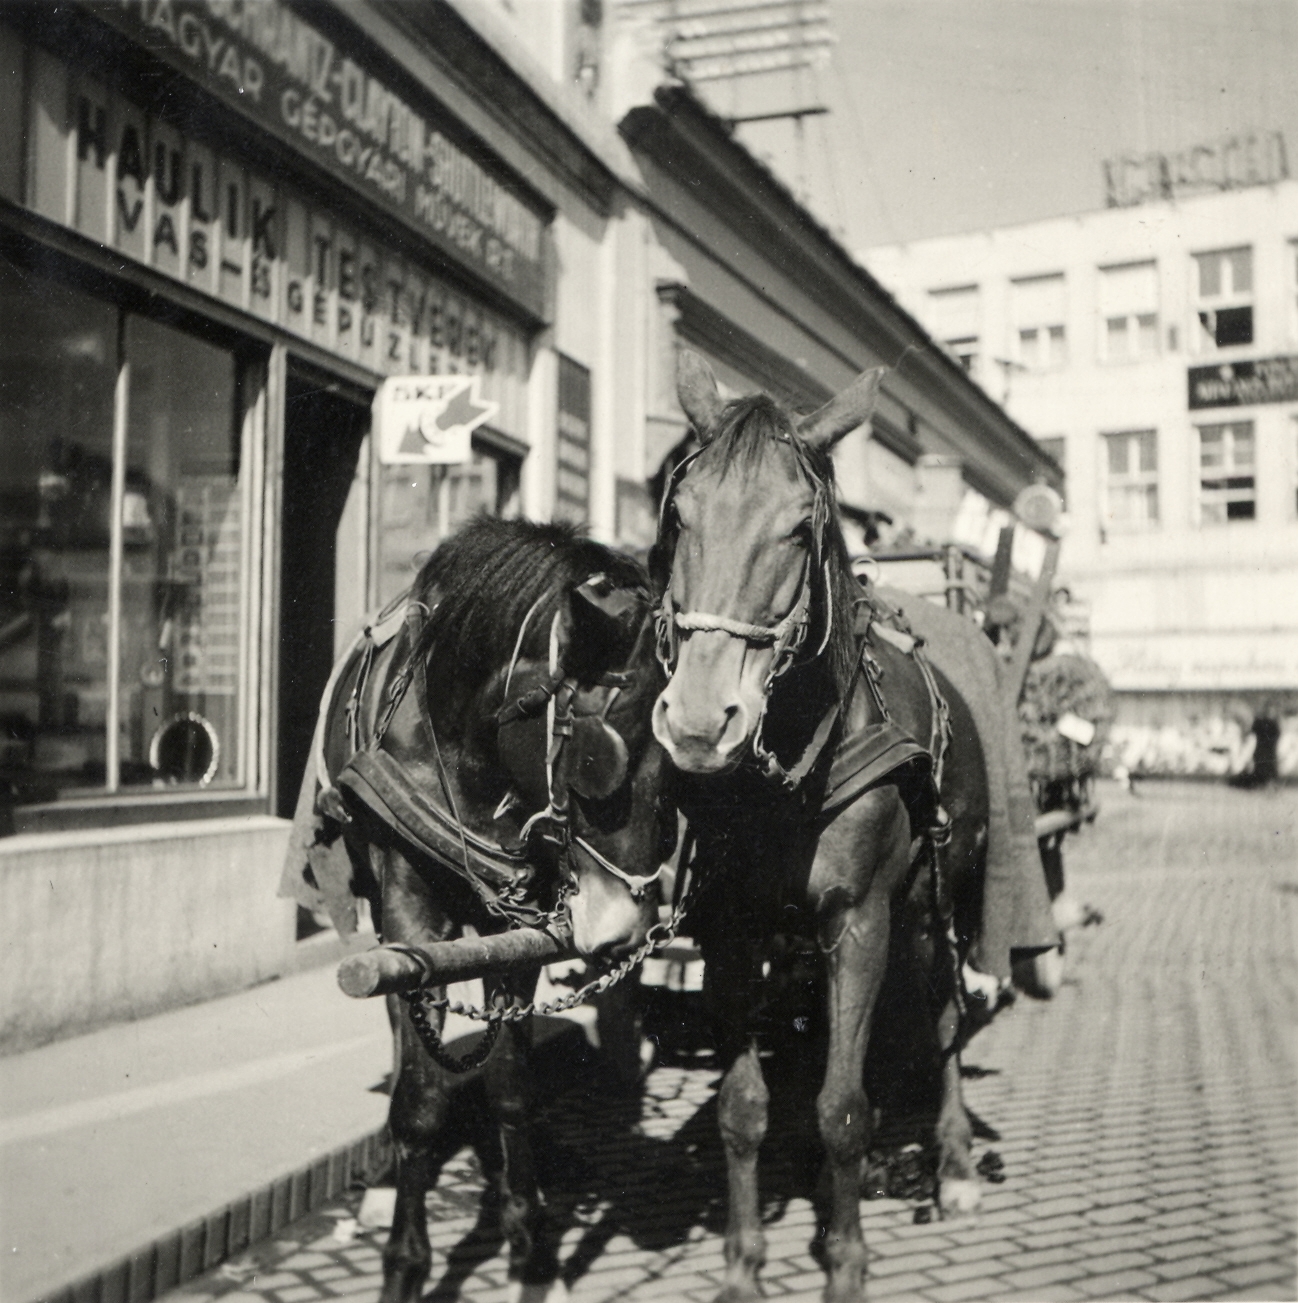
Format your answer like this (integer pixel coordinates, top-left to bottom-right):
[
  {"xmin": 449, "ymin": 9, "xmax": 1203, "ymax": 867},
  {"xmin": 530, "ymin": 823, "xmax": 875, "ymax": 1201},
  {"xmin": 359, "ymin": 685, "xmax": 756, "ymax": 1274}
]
[
  {"xmin": 926, "ymin": 1277, "xmax": 1002, "ymax": 1302},
  {"xmin": 1073, "ymin": 1267, "xmax": 1160, "ymax": 1296},
  {"xmin": 867, "ymin": 1270, "xmax": 936, "ymax": 1298},
  {"xmin": 1001, "ymin": 1261, "xmax": 1086, "ymax": 1291},
  {"xmin": 1153, "ymin": 1254, "xmax": 1230, "ymax": 1281},
  {"xmin": 1143, "ymin": 1274, "xmax": 1231, "ymax": 1301},
  {"xmin": 868, "ymin": 1251, "xmax": 947, "ymax": 1278},
  {"xmin": 927, "ymin": 1256, "xmax": 1011, "ymax": 1285},
  {"xmin": 1218, "ymin": 1260, "xmax": 1296, "ymax": 1290}
]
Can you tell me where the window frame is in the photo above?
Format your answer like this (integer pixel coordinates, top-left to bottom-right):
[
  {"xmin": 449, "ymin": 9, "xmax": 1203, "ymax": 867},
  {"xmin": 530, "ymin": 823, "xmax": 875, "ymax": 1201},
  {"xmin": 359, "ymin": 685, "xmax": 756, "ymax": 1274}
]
[
  {"xmin": 1009, "ymin": 273, "xmax": 1068, "ymax": 373},
  {"xmin": 1195, "ymin": 419, "xmax": 1257, "ymax": 526},
  {"xmin": 1101, "ymin": 428, "xmax": 1160, "ymax": 533},
  {"xmin": 1098, "ymin": 261, "xmax": 1160, "ymax": 364},
  {"xmin": 2, "ymin": 253, "xmax": 270, "ymax": 831},
  {"xmin": 1191, "ymin": 246, "xmax": 1254, "ymax": 354}
]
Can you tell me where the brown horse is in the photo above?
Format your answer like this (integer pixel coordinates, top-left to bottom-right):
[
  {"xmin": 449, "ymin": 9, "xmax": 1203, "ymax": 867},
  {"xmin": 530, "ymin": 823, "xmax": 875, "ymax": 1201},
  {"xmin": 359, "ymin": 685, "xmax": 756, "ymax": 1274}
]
[
  {"xmin": 285, "ymin": 516, "xmax": 672, "ymax": 1301},
  {"xmin": 651, "ymin": 355, "xmax": 994, "ymax": 1302}
]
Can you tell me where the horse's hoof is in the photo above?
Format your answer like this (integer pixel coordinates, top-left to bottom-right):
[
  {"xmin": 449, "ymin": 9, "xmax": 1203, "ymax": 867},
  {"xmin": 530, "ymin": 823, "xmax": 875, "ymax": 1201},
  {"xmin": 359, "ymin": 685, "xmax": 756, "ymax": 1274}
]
[
  {"xmin": 939, "ymin": 1177, "xmax": 982, "ymax": 1216},
  {"xmin": 714, "ymin": 1284, "xmax": 763, "ymax": 1302}
]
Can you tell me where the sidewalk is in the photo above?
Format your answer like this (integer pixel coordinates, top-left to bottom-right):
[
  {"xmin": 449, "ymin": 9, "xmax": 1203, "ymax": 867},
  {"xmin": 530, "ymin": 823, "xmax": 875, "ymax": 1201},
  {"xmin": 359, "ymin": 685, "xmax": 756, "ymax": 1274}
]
[{"xmin": 0, "ymin": 939, "xmax": 602, "ymax": 1303}]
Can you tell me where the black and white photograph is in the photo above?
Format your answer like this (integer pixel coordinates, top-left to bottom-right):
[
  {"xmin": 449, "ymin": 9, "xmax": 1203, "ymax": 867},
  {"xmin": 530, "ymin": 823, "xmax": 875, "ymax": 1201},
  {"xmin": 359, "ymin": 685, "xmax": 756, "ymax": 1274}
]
[{"xmin": 0, "ymin": 3, "xmax": 1294, "ymax": 1302}]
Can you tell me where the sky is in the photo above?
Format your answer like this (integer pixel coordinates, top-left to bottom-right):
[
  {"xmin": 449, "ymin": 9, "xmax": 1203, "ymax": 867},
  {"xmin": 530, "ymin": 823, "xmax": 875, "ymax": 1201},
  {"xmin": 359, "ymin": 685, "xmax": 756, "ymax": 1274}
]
[{"xmin": 701, "ymin": 0, "xmax": 1298, "ymax": 255}]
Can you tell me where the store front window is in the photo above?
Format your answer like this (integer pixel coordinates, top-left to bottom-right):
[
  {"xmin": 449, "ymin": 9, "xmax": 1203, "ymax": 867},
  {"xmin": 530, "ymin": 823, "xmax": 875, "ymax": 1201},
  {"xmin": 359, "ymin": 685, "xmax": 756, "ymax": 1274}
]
[
  {"xmin": 0, "ymin": 262, "xmax": 250, "ymax": 808},
  {"xmin": 375, "ymin": 448, "xmax": 521, "ymax": 609}
]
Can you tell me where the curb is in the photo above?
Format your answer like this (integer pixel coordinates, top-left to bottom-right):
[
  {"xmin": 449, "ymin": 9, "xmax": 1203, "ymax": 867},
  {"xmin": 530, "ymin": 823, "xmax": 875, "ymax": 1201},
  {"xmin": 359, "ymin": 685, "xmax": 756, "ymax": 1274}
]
[{"xmin": 32, "ymin": 1128, "xmax": 393, "ymax": 1303}]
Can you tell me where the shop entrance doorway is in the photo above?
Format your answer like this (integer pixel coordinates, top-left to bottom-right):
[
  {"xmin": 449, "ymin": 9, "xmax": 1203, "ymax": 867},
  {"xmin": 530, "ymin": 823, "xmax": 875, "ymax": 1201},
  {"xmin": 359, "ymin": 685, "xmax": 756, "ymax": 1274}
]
[{"xmin": 276, "ymin": 376, "xmax": 369, "ymax": 819}]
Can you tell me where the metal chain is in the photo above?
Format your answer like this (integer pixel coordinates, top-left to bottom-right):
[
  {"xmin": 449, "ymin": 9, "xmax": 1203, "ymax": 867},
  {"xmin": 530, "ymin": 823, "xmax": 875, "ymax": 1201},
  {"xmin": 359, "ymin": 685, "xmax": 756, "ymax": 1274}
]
[{"xmin": 403, "ymin": 843, "xmax": 708, "ymax": 1036}]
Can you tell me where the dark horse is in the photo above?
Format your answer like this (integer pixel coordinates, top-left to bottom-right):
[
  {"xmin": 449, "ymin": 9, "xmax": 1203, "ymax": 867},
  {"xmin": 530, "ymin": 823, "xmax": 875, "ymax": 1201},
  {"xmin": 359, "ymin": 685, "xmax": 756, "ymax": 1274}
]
[
  {"xmin": 285, "ymin": 516, "xmax": 672, "ymax": 1302},
  {"xmin": 651, "ymin": 355, "xmax": 999, "ymax": 1302}
]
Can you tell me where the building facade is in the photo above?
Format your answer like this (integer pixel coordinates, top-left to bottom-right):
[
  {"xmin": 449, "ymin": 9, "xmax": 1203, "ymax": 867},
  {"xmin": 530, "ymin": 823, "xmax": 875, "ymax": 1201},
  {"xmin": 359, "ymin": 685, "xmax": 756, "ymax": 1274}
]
[
  {"xmin": 0, "ymin": 0, "xmax": 655, "ymax": 1050},
  {"xmin": 0, "ymin": 0, "xmax": 1059, "ymax": 1051},
  {"xmin": 865, "ymin": 180, "xmax": 1298, "ymax": 778}
]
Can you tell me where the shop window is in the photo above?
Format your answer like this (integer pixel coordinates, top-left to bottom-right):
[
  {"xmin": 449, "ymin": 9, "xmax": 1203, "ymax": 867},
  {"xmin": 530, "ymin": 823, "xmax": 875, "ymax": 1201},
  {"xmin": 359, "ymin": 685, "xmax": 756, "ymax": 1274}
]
[
  {"xmin": 1193, "ymin": 247, "xmax": 1253, "ymax": 351},
  {"xmin": 555, "ymin": 355, "xmax": 591, "ymax": 524},
  {"xmin": 1197, "ymin": 420, "xmax": 1255, "ymax": 523},
  {"xmin": 926, "ymin": 284, "xmax": 980, "ymax": 377},
  {"xmin": 375, "ymin": 446, "xmax": 522, "ymax": 610},
  {"xmin": 0, "ymin": 262, "xmax": 250, "ymax": 807},
  {"xmin": 1010, "ymin": 274, "xmax": 1067, "ymax": 370},
  {"xmin": 1102, "ymin": 429, "xmax": 1158, "ymax": 529},
  {"xmin": 1099, "ymin": 261, "xmax": 1159, "ymax": 362}
]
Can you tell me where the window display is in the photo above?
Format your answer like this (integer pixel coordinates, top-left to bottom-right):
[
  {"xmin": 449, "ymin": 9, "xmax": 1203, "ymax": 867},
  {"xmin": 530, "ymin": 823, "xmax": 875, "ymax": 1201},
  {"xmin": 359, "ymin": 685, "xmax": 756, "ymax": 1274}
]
[{"xmin": 0, "ymin": 260, "xmax": 247, "ymax": 805}]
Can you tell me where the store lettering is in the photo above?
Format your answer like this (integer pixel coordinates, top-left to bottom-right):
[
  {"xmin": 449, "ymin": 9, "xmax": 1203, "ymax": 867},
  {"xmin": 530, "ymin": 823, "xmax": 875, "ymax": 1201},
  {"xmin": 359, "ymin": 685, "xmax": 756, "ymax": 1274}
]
[
  {"xmin": 103, "ymin": 0, "xmax": 545, "ymax": 290},
  {"xmin": 116, "ymin": 0, "xmax": 266, "ymax": 102},
  {"xmin": 279, "ymin": 90, "xmax": 405, "ymax": 202}
]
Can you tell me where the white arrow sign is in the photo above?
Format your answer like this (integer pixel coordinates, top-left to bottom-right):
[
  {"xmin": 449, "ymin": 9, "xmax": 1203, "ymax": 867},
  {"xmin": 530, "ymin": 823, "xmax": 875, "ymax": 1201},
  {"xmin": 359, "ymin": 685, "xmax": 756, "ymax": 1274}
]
[{"xmin": 374, "ymin": 375, "xmax": 499, "ymax": 465}]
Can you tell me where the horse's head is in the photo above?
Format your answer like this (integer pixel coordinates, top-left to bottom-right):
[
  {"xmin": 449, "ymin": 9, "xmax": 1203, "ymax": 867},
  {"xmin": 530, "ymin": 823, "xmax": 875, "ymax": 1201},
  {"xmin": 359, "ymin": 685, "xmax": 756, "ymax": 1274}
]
[
  {"xmin": 652, "ymin": 352, "xmax": 884, "ymax": 776},
  {"xmin": 489, "ymin": 567, "xmax": 670, "ymax": 966}
]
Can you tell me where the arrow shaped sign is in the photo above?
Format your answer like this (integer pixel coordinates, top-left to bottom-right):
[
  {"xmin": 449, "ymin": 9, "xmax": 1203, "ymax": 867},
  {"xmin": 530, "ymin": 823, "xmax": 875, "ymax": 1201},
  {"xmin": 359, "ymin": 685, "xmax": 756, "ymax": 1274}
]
[{"xmin": 374, "ymin": 375, "xmax": 500, "ymax": 465}]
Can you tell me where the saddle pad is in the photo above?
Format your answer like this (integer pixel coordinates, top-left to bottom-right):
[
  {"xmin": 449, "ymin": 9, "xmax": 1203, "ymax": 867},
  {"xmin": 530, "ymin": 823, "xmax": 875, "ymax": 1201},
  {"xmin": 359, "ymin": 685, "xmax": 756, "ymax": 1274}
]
[{"xmin": 821, "ymin": 720, "xmax": 932, "ymax": 823}]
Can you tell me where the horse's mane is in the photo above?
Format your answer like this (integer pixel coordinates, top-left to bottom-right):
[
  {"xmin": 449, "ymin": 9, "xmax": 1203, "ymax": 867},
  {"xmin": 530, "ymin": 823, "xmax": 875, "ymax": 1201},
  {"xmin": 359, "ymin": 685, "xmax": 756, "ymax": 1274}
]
[
  {"xmin": 412, "ymin": 515, "xmax": 649, "ymax": 726},
  {"xmin": 693, "ymin": 395, "xmax": 859, "ymax": 698}
]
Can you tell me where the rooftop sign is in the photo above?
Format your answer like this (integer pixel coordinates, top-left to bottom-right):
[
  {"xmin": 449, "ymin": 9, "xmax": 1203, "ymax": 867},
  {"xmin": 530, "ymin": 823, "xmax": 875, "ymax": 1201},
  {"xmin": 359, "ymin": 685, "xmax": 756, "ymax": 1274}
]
[{"xmin": 1104, "ymin": 131, "xmax": 1289, "ymax": 209}]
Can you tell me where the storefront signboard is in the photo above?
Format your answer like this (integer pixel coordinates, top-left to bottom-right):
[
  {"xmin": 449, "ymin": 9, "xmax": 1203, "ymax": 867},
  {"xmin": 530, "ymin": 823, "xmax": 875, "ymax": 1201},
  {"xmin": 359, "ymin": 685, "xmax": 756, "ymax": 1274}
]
[
  {"xmin": 8, "ymin": 34, "xmax": 530, "ymax": 440},
  {"xmin": 1098, "ymin": 630, "xmax": 1298, "ymax": 692},
  {"xmin": 374, "ymin": 375, "xmax": 498, "ymax": 464},
  {"xmin": 1188, "ymin": 356, "xmax": 1298, "ymax": 410},
  {"xmin": 79, "ymin": 0, "xmax": 549, "ymax": 319}
]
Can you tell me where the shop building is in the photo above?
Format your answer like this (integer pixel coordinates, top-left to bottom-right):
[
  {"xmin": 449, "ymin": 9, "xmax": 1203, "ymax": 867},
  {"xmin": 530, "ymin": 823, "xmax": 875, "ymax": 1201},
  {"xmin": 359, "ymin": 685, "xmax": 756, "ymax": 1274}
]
[
  {"xmin": 864, "ymin": 176, "xmax": 1298, "ymax": 776},
  {"xmin": 0, "ymin": 0, "xmax": 1062, "ymax": 1052},
  {"xmin": 0, "ymin": 0, "xmax": 648, "ymax": 1051}
]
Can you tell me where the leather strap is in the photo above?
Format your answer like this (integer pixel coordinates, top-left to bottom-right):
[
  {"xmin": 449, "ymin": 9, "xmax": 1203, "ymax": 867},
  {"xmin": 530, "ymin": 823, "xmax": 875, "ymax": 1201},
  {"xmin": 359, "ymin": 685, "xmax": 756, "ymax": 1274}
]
[{"xmin": 338, "ymin": 749, "xmax": 533, "ymax": 909}]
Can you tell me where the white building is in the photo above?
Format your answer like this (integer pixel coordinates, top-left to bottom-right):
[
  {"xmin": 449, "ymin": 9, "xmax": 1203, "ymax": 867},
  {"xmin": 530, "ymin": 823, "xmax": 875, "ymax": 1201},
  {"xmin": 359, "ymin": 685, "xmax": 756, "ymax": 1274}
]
[{"xmin": 864, "ymin": 178, "xmax": 1298, "ymax": 777}]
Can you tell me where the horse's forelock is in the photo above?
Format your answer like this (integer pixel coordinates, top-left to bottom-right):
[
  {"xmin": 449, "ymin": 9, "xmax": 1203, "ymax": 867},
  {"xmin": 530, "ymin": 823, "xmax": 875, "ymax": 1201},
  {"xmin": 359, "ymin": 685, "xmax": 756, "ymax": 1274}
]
[
  {"xmin": 689, "ymin": 393, "xmax": 858, "ymax": 697},
  {"xmin": 413, "ymin": 517, "xmax": 649, "ymax": 728}
]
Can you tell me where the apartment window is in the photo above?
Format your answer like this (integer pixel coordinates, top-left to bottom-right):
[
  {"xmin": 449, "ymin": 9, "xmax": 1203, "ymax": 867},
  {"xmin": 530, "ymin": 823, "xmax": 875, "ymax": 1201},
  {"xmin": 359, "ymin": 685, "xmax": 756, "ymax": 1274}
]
[
  {"xmin": 1197, "ymin": 420, "xmax": 1255, "ymax": 523},
  {"xmin": 555, "ymin": 354, "xmax": 591, "ymax": 524},
  {"xmin": 0, "ymin": 261, "xmax": 252, "ymax": 805},
  {"xmin": 1011, "ymin": 274, "xmax": 1067, "ymax": 369},
  {"xmin": 1099, "ymin": 261, "xmax": 1159, "ymax": 362},
  {"xmin": 926, "ymin": 284, "xmax": 980, "ymax": 376},
  {"xmin": 1103, "ymin": 429, "xmax": 1158, "ymax": 528},
  {"xmin": 1193, "ymin": 247, "xmax": 1253, "ymax": 351}
]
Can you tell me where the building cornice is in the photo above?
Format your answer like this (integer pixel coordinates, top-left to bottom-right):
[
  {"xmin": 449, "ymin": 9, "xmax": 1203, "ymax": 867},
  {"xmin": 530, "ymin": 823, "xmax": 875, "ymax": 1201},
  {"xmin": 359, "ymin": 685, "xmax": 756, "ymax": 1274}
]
[{"xmin": 620, "ymin": 88, "xmax": 1060, "ymax": 494}]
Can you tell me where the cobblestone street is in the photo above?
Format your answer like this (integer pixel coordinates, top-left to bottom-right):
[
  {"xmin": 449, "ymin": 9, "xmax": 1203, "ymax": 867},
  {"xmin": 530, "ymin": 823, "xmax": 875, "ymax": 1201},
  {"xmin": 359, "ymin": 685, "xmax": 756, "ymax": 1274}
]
[{"xmin": 167, "ymin": 780, "xmax": 1297, "ymax": 1303}]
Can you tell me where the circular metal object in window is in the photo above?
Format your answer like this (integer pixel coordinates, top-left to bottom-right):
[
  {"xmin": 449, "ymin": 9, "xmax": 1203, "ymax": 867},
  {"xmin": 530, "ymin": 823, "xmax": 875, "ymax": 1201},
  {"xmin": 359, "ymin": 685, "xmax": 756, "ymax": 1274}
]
[{"xmin": 149, "ymin": 712, "xmax": 220, "ymax": 786}]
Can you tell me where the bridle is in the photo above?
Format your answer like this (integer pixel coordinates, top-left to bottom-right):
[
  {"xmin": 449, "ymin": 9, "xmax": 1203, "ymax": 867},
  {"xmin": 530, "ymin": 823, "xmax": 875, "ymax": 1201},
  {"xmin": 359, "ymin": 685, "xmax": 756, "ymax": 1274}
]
[
  {"xmin": 494, "ymin": 584, "xmax": 665, "ymax": 903},
  {"xmin": 653, "ymin": 445, "xmax": 837, "ymax": 785}
]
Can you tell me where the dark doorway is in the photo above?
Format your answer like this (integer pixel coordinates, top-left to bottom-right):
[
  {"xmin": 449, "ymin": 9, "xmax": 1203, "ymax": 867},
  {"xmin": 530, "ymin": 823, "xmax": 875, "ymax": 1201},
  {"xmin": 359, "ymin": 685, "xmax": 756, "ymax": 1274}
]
[{"xmin": 276, "ymin": 376, "xmax": 369, "ymax": 819}]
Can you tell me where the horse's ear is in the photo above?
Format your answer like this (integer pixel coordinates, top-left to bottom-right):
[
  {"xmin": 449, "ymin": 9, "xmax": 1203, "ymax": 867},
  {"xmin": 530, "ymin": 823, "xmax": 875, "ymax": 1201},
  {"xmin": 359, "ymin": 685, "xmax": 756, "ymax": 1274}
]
[
  {"xmin": 798, "ymin": 367, "xmax": 887, "ymax": 451},
  {"xmin": 677, "ymin": 350, "xmax": 724, "ymax": 444}
]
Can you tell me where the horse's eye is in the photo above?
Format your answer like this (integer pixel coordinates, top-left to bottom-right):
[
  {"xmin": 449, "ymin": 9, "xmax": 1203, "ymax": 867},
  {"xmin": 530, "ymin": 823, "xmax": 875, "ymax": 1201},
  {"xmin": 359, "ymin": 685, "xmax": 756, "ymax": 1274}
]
[{"xmin": 786, "ymin": 521, "xmax": 813, "ymax": 548}]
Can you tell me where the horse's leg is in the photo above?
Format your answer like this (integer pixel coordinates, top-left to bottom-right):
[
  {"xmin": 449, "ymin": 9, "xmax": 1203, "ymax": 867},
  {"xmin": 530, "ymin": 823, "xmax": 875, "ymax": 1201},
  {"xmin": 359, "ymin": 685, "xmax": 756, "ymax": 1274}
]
[
  {"xmin": 935, "ymin": 992, "xmax": 981, "ymax": 1214},
  {"xmin": 375, "ymin": 848, "xmax": 455, "ymax": 1303},
  {"xmin": 481, "ymin": 969, "xmax": 555, "ymax": 1286},
  {"xmin": 811, "ymin": 789, "xmax": 912, "ymax": 1303},
  {"xmin": 703, "ymin": 935, "xmax": 768, "ymax": 1303}
]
